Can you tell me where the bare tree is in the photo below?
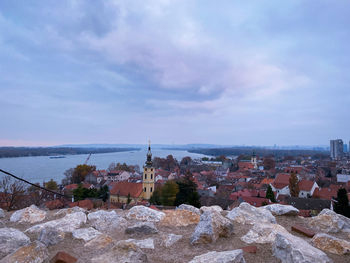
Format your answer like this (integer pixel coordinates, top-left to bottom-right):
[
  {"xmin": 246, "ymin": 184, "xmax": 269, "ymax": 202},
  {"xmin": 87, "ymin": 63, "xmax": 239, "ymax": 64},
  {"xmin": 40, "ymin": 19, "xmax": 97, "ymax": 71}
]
[{"xmin": 0, "ymin": 175, "xmax": 26, "ymax": 211}]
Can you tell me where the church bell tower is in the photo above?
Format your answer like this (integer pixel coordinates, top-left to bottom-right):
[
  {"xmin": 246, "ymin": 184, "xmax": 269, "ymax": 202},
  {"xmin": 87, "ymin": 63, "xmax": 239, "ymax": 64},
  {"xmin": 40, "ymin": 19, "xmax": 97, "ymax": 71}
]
[{"xmin": 142, "ymin": 141, "xmax": 155, "ymax": 200}]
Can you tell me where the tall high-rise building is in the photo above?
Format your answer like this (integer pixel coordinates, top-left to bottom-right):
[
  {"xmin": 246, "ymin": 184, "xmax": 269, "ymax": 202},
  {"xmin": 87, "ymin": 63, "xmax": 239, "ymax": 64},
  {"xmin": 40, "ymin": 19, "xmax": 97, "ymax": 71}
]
[
  {"xmin": 344, "ymin": 144, "xmax": 348, "ymax": 153},
  {"xmin": 330, "ymin": 139, "xmax": 344, "ymax": 160}
]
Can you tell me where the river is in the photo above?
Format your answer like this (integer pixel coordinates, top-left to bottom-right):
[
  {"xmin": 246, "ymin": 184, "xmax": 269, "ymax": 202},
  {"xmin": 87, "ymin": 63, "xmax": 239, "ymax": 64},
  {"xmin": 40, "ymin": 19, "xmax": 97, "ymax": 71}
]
[{"xmin": 0, "ymin": 149, "xmax": 208, "ymax": 184}]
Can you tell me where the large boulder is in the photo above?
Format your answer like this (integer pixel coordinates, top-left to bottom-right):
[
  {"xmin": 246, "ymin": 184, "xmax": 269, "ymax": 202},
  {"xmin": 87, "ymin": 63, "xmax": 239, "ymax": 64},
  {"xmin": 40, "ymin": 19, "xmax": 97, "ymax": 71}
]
[
  {"xmin": 241, "ymin": 223, "xmax": 289, "ymax": 244},
  {"xmin": 38, "ymin": 227, "xmax": 65, "ymax": 246},
  {"xmin": 177, "ymin": 204, "xmax": 200, "ymax": 215},
  {"xmin": 0, "ymin": 241, "xmax": 48, "ymax": 263},
  {"xmin": 10, "ymin": 205, "xmax": 47, "ymax": 224},
  {"xmin": 191, "ymin": 211, "xmax": 234, "ymax": 245},
  {"xmin": 54, "ymin": 206, "xmax": 86, "ymax": 217},
  {"xmin": 0, "ymin": 208, "xmax": 4, "ymax": 218},
  {"xmin": 160, "ymin": 210, "xmax": 200, "ymax": 227},
  {"xmin": 189, "ymin": 249, "xmax": 245, "ymax": 263},
  {"xmin": 200, "ymin": 206, "xmax": 223, "ymax": 214},
  {"xmin": 88, "ymin": 210, "xmax": 127, "ymax": 232},
  {"xmin": 84, "ymin": 234, "xmax": 114, "ymax": 250},
  {"xmin": 161, "ymin": 233, "xmax": 182, "ymax": 248},
  {"xmin": 127, "ymin": 206, "xmax": 165, "ymax": 222},
  {"xmin": 272, "ymin": 233, "xmax": 331, "ymax": 263},
  {"xmin": 125, "ymin": 222, "xmax": 158, "ymax": 235},
  {"xmin": 72, "ymin": 227, "xmax": 102, "ymax": 242},
  {"xmin": 26, "ymin": 211, "xmax": 86, "ymax": 234},
  {"xmin": 309, "ymin": 209, "xmax": 350, "ymax": 233},
  {"xmin": 117, "ymin": 238, "xmax": 155, "ymax": 249},
  {"xmin": 0, "ymin": 228, "xmax": 30, "ymax": 259},
  {"xmin": 263, "ymin": 204, "xmax": 299, "ymax": 216},
  {"xmin": 226, "ymin": 202, "xmax": 276, "ymax": 225},
  {"xmin": 91, "ymin": 241, "xmax": 147, "ymax": 263},
  {"xmin": 311, "ymin": 233, "xmax": 350, "ymax": 255}
]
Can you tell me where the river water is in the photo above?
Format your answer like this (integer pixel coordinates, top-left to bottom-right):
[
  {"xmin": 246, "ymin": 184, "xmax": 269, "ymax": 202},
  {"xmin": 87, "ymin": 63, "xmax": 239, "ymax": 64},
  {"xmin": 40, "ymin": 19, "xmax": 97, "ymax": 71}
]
[{"xmin": 0, "ymin": 149, "xmax": 207, "ymax": 184}]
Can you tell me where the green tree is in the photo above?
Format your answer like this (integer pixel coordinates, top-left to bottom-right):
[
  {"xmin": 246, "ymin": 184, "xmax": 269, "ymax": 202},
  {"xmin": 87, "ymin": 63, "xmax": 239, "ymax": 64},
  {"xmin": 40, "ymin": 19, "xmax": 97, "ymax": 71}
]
[
  {"xmin": 98, "ymin": 185, "xmax": 109, "ymax": 202},
  {"xmin": 265, "ymin": 185, "xmax": 276, "ymax": 202},
  {"xmin": 127, "ymin": 193, "xmax": 132, "ymax": 204},
  {"xmin": 45, "ymin": 179, "xmax": 58, "ymax": 191},
  {"xmin": 160, "ymin": 180, "xmax": 179, "ymax": 206},
  {"xmin": 149, "ymin": 187, "xmax": 162, "ymax": 205},
  {"xmin": 289, "ymin": 172, "xmax": 300, "ymax": 197},
  {"xmin": 334, "ymin": 188, "xmax": 350, "ymax": 218},
  {"xmin": 174, "ymin": 172, "xmax": 201, "ymax": 207}
]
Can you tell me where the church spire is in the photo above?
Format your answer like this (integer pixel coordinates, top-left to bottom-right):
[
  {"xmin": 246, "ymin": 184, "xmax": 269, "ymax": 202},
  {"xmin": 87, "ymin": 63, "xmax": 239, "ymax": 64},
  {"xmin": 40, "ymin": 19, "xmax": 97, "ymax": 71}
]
[{"xmin": 146, "ymin": 140, "xmax": 153, "ymax": 167}]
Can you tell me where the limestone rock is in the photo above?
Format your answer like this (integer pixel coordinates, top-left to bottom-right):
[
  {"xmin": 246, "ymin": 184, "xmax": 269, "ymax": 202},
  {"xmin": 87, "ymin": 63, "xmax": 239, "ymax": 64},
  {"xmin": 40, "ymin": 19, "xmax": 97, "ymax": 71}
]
[
  {"xmin": 263, "ymin": 204, "xmax": 299, "ymax": 216},
  {"xmin": 84, "ymin": 234, "xmax": 114, "ymax": 250},
  {"xmin": 312, "ymin": 233, "xmax": 350, "ymax": 255},
  {"xmin": 72, "ymin": 227, "xmax": 102, "ymax": 242},
  {"xmin": 0, "ymin": 228, "xmax": 30, "ymax": 258},
  {"xmin": 117, "ymin": 238, "xmax": 155, "ymax": 249},
  {"xmin": 200, "ymin": 205, "xmax": 223, "ymax": 214},
  {"xmin": 241, "ymin": 223, "xmax": 289, "ymax": 244},
  {"xmin": 126, "ymin": 205, "xmax": 165, "ymax": 222},
  {"xmin": 125, "ymin": 222, "xmax": 158, "ymax": 235},
  {"xmin": 160, "ymin": 210, "xmax": 200, "ymax": 227},
  {"xmin": 0, "ymin": 208, "xmax": 4, "ymax": 218},
  {"xmin": 0, "ymin": 241, "xmax": 49, "ymax": 263},
  {"xmin": 88, "ymin": 210, "xmax": 127, "ymax": 232},
  {"xmin": 91, "ymin": 242, "xmax": 147, "ymax": 263},
  {"xmin": 38, "ymin": 227, "xmax": 65, "ymax": 246},
  {"xmin": 10, "ymin": 205, "xmax": 47, "ymax": 224},
  {"xmin": 26, "ymin": 211, "xmax": 86, "ymax": 234},
  {"xmin": 309, "ymin": 209, "xmax": 350, "ymax": 233},
  {"xmin": 54, "ymin": 206, "xmax": 86, "ymax": 217},
  {"xmin": 226, "ymin": 202, "xmax": 276, "ymax": 225},
  {"xmin": 177, "ymin": 204, "xmax": 200, "ymax": 215},
  {"xmin": 189, "ymin": 249, "xmax": 245, "ymax": 263},
  {"xmin": 161, "ymin": 233, "xmax": 182, "ymax": 248},
  {"xmin": 191, "ymin": 211, "xmax": 234, "ymax": 245},
  {"xmin": 272, "ymin": 233, "xmax": 331, "ymax": 263}
]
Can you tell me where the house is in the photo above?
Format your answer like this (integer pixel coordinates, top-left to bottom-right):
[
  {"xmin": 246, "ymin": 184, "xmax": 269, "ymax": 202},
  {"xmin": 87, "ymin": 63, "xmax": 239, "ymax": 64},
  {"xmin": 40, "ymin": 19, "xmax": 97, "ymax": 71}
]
[
  {"xmin": 312, "ymin": 185, "xmax": 340, "ymax": 200},
  {"xmin": 286, "ymin": 196, "xmax": 331, "ymax": 211},
  {"xmin": 238, "ymin": 161, "xmax": 254, "ymax": 171},
  {"xmin": 270, "ymin": 173, "xmax": 290, "ymax": 197},
  {"xmin": 298, "ymin": 180, "xmax": 319, "ymax": 198},
  {"xmin": 109, "ymin": 181, "xmax": 143, "ymax": 204},
  {"xmin": 106, "ymin": 170, "xmax": 130, "ymax": 182},
  {"xmin": 237, "ymin": 196, "xmax": 271, "ymax": 207}
]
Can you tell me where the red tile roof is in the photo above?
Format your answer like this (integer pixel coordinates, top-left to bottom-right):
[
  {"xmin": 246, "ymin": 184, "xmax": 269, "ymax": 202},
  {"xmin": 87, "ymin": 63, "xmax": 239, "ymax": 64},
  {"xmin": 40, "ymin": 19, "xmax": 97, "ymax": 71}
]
[
  {"xmin": 110, "ymin": 182, "xmax": 143, "ymax": 198},
  {"xmin": 272, "ymin": 174, "xmax": 290, "ymax": 189},
  {"xmin": 298, "ymin": 180, "xmax": 315, "ymax": 191},
  {"xmin": 64, "ymin": 184, "xmax": 78, "ymax": 190}
]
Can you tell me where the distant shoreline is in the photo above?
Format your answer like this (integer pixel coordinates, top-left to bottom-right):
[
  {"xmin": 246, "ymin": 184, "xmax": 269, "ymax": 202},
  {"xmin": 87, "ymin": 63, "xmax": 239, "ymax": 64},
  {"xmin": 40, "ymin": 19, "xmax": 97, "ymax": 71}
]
[{"xmin": 0, "ymin": 147, "xmax": 141, "ymax": 159}]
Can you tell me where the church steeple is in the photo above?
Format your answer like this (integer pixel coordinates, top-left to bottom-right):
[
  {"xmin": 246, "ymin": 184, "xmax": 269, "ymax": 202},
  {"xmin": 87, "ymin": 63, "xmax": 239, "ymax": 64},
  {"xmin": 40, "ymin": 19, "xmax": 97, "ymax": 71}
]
[{"xmin": 146, "ymin": 140, "xmax": 152, "ymax": 167}]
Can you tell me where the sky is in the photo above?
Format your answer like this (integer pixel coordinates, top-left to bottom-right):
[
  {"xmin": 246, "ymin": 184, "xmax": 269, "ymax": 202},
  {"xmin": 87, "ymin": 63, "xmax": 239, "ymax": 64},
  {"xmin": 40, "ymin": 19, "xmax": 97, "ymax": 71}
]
[{"xmin": 0, "ymin": 0, "xmax": 349, "ymax": 147}]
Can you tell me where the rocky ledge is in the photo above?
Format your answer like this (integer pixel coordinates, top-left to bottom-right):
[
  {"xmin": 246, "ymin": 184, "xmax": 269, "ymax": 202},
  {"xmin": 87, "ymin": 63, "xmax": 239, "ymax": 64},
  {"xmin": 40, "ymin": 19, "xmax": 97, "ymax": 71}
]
[{"xmin": 0, "ymin": 203, "xmax": 349, "ymax": 263}]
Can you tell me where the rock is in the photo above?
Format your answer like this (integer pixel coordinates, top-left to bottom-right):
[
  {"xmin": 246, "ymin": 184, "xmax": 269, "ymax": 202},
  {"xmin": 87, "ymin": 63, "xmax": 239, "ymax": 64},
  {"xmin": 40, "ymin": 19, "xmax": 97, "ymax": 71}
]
[
  {"xmin": 72, "ymin": 227, "xmax": 102, "ymax": 242},
  {"xmin": 91, "ymin": 242, "xmax": 147, "ymax": 263},
  {"xmin": 241, "ymin": 223, "xmax": 289, "ymax": 244},
  {"xmin": 200, "ymin": 205, "xmax": 223, "ymax": 214},
  {"xmin": 0, "ymin": 241, "xmax": 48, "ymax": 263},
  {"xmin": 125, "ymin": 222, "xmax": 158, "ymax": 235},
  {"xmin": 189, "ymin": 249, "xmax": 245, "ymax": 263},
  {"xmin": 241, "ymin": 246, "xmax": 257, "ymax": 254},
  {"xmin": 309, "ymin": 209, "xmax": 350, "ymax": 233},
  {"xmin": 54, "ymin": 206, "xmax": 86, "ymax": 217},
  {"xmin": 10, "ymin": 205, "xmax": 47, "ymax": 224},
  {"xmin": 51, "ymin": 251, "xmax": 77, "ymax": 263},
  {"xmin": 177, "ymin": 204, "xmax": 200, "ymax": 215},
  {"xmin": 84, "ymin": 234, "xmax": 114, "ymax": 250},
  {"xmin": 126, "ymin": 205, "xmax": 165, "ymax": 222},
  {"xmin": 291, "ymin": 224, "xmax": 315, "ymax": 238},
  {"xmin": 191, "ymin": 211, "xmax": 234, "ymax": 245},
  {"xmin": 161, "ymin": 233, "xmax": 182, "ymax": 248},
  {"xmin": 117, "ymin": 238, "xmax": 155, "ymax": 249},
  {"xmin": 0, "ymin": 228, "xmax": 30, "ymax": 258},
  {"xmin": 311, "ymin": 233, "xmax": 350, "ymax": 255},
  {"xmin": 263, "ymin": 204, "xmax": 299, "ymax": 216},
  {"xmin": 160, "ymin": 210, "xmax": 200, "ymax": 227},
  {"xmin": 38, "ymin": 227, "xmax": 65, "ymax": 246},
  {"xmin": 88, "ymin": 210, "xmax": 127, "ymax": 232},
  {"xmin": 272, "ymin": 233, "xmax": 331, "ymax": 263},
  {"xmin": 226, "ymin": 202, "xmax": 276, "ymax": 225},
  {"xmin": 0, "ymin": 208, "xmax": 4, "ymax": 218},
  {"xmin": 26, "ymin": 212, "xmax": 86, "ymax": 234}
]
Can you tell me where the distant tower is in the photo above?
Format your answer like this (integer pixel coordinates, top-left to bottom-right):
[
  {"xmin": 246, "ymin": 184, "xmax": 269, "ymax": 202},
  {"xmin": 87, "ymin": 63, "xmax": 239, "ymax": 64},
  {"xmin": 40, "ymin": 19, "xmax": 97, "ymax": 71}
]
[
  {"xmin": 142, "ymin": 141, "xmax": 155, "ymax": 200},
  {"xmin": 330, "ymin": 139, "xmax": 344, "ymax": 160},
  {"xmin": 251, "ymin": 151, "xmax": 258, "ymax": 169}
]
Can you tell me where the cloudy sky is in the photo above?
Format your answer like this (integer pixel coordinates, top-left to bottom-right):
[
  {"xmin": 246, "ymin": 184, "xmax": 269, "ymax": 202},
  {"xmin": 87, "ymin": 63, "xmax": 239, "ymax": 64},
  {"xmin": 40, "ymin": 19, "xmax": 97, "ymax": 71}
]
[{"xmin": 0, "ymin": 0, "xmax": 349, "ymax": 146}]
